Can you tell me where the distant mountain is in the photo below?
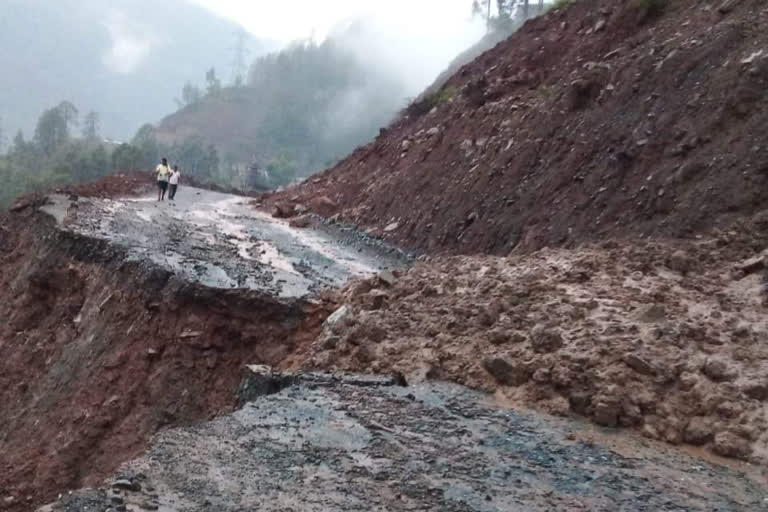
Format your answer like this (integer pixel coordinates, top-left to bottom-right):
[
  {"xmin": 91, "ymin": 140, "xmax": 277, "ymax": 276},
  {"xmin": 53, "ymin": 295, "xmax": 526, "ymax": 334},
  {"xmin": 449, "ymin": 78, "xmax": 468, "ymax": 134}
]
[
  {"xmin": 0, "ymin": 0, "xmax": 276, "ymax": 142},
  {"xmin": 153, "ymin": 29, "xmax": 411, "ymax": 188}
]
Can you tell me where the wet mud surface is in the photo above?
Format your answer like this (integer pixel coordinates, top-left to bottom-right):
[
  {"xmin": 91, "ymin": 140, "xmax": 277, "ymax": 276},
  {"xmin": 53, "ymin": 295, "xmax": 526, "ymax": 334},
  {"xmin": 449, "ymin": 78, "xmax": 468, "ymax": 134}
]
[
  {"xmin": 44, "ymin": 371, "xmax": 767, "ymax": 512},
  {"xmin": 42, "ymin": 188, "xmax": 406, "ymax": 298}
]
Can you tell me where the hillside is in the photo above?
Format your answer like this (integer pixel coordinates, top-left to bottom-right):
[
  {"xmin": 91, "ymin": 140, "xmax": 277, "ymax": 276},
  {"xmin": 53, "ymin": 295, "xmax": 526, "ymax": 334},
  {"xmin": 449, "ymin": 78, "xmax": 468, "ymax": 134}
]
[
  {"xmin": 0, "ymin": 0, "xmax": 272, "ymax": 141},
  {"xmin": 153, "ymin": 36, "xmax": 409, "ymax": 188},
  {"xmin": 264, "ymin": 0, "xmax": 768, "ymax": 255}
]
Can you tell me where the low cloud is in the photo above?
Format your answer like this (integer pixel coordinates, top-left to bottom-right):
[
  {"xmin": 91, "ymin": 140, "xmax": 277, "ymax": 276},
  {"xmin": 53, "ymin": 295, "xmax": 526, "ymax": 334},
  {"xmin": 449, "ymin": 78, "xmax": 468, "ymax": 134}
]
[{"xmin": 102, "ymin": 10, "xmax": 158, "ymax": 74}]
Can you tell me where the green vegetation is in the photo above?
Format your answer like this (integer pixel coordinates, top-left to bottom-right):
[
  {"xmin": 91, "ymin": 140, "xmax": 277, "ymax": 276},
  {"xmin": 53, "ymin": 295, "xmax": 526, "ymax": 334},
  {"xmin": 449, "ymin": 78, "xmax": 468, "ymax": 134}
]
[
  {"xmin": 552, "ymin": 0, "xmax": 578, "ymax": 10},
  {"xmin": 159, "ymin": 37, "xmax": 407, "ymax": 190},
  {"xmin": 405, "ymin": 86, "xmax": 457, "ymax": 117},
  {"xmin": 0, "ymin": 101, "xmax": 116, "ymax": 206},
  {"xmin": 0, "ymin": 101, "xmax": 224, "ymax": 207}
]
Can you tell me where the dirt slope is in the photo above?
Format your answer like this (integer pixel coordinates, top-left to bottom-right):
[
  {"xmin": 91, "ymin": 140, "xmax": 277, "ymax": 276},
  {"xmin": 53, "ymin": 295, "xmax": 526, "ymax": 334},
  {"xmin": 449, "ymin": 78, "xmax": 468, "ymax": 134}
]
[
  {"xmin": 265, "ymin": 0, "xmax": 768, "ymax": 254},
  {"xmin": 286, "ymin": 212, "xmax": 768, "ymax": 464}
]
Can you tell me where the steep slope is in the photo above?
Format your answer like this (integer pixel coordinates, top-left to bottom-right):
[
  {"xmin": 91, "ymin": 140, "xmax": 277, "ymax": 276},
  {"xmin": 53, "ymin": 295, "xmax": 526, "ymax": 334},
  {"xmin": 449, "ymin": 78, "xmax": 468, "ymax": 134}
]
[{"xmin": 265, "ymin": 0, "xmax": 768, "ymax": 255}]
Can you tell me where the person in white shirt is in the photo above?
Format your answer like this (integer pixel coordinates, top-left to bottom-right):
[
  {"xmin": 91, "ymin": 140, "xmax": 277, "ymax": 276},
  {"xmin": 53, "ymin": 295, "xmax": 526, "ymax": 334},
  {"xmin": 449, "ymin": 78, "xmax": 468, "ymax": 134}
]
[{"xmin": 168, "ymin": 165, "xmax": 181, "ymax": 201}]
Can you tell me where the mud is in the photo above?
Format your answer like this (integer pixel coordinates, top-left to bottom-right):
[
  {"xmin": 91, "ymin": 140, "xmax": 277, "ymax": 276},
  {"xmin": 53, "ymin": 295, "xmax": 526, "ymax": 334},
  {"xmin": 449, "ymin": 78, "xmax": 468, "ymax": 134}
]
[
  {"xmin": 44, "ymin": 188, "xmax": 406, "ymax": 298},
  {"xmin": 293, "ymin": 215, "xmax": 768, "ymax": 463},
  {"xmin": 41, "ymin": 369, "xmax": 768, "ymax": 511}
]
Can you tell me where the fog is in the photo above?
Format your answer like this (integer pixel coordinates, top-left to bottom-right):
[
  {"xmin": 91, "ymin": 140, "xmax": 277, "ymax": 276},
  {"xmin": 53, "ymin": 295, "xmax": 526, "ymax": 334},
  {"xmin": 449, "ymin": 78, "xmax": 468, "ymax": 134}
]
[{"xmin": 193, "ymin": 0, "xmax": 486, "ymax": 96}]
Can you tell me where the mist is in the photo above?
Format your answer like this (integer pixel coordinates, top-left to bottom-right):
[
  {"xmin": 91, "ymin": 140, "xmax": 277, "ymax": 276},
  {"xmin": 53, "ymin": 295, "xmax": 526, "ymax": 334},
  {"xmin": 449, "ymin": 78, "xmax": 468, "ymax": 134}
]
[{"xmin": 194, "ymin": 0, "xmax": 486, "ymax": 98}]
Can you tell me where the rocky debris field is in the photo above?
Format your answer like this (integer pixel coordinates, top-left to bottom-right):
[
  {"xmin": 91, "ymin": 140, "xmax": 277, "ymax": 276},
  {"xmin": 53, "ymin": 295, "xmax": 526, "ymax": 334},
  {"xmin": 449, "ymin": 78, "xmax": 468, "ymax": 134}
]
[
  {"xmin": 289, "ymin": 213, "xmax": 768, "ymax": 464},
  {"xmin": 42, "ymin": 187, "xmax": 406, "ymax": 298},
  {"xmin": 40, "ymin": 368, "xmax": 768, "ymax": 512},
  {"xmin": 264, "ymin": 0, "xmax": 768, "ymax": 255}
]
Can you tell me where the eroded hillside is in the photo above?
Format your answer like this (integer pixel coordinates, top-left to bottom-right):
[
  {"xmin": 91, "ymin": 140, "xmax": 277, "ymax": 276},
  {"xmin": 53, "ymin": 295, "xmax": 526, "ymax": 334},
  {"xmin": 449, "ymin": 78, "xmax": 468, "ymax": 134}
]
[{"xmin": 265, "ymin": 0, "xmax": 768, "ymax": 254}]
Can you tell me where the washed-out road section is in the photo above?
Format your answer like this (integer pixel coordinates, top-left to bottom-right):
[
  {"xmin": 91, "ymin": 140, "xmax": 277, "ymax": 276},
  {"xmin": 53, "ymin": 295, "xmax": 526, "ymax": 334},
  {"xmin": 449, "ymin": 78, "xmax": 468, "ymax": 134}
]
[
  {"xmin": 42, "ymin": 187, "xmax": 406, "ymax": 298},
  {"xmin": 42, "ymin": 368, "xmax": 767, "ymax": 511}
]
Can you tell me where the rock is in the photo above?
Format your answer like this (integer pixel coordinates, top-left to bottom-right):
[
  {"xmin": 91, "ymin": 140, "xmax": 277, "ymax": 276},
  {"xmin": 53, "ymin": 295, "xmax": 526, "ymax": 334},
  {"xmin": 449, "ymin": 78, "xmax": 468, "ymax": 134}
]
[
  {"xmin": 384, "ymin": 222, "xmax": 399, "ymax": 232},
  {"xmin": 737, "ymin": 252, "xmax": 766, "ymax": 274},
  {"xmin": 294, "ymin": 203, "xmax": 309, "ymax": 214},
  {"xmin": 667, "ymin": 250, "xmax": 692, "ymax": 274},
  {"xmin": 718, "ymin": 0, "xmax": 742, "ymax": 14},
  {"xmin": 140, "ymin": 501, "xmax": 159, "ymax": 511},
  {"xmin": 289, "ymin": 215, "xmax": 311, "ymax": 228},
  {"xmin": 712, "ymin": 431, "xmax": 752, "ymax": 458},
  {"xmin": 113, "ymin": 478, "xmax": 141, "ymax": 492},
  {"xmin": 623, "ymin": 353, "xmax": 656, "ymax": 375},
  {"xmin": 592, "ymin": 400, "xmax": 620, "ymax": 428},
  {"xmin": 325, "ymin": 306, "xmax": 350, "ymax": 330},
  {"xmin": 741, "ymin": 380, "xmax": 768, "ymax": 401},
  {"xmin": 111, "ymin": 495, "xmax": 125, "ymax": 504},
  {"xmin": 309, "ymin": 196, "xmax": 337, "ymax": 217},
  {"xmin": 683, "ymin": 417, "xmax": 714, "ymax": 445},
  {"xmin": 466, "ymin": 212, "xmax": 478, "ymax": 224},
  {"xmin": 321, "ymin": 335, "xmax": 340, "ymax": 350},
  {"xmin": 530, "ymin": 326, "xmax": 563, "ymax": 353},
  {"xmin": 638, "ymin": 304, "xmax": 666, "ymax": 322},
  {"xmin": 366, "ymin": 290, "xmax": 388, "ymax": 310},
  {"xmin": 9, "ymin": 198, "xmax": 33, "ymax": 212},
  {"xmin": 426, "ymin": 127, "xmax": 440, "ymax": 136},
  {"xmin": 401, "ymin": 140, "xmax": 412, "ymax": 151},
  {"xmin": 377, "ymin": 270, "xmax": 396, "ymax": 287},
  {"xmin": 271, "ymin": 202, "xmax": 294, "ymax": 218},
  {"xmin": 702, "ymin": 358, "xmax": 735, "ymax": 382},
  {"xmin": 594, "ymin": 19, "xmax": 606, "ymax": 32},
  {"xmin": 482, "ymin": 357, "xmax": 531, "ymax": 386}
]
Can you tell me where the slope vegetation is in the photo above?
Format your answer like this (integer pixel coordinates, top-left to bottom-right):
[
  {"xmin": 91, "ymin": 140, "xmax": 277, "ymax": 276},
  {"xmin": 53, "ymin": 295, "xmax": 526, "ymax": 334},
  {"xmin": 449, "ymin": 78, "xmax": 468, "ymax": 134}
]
[{"xmin": 266, "ymin": 0, "xmax": 768, "ymax": 254}]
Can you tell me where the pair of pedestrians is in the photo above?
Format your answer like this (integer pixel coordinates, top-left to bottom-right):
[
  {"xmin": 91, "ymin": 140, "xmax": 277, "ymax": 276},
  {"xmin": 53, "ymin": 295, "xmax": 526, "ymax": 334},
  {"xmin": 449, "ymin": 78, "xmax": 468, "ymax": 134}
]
[{"xmin": 155, "ymin": 158, "xmax": 181, "ymax": 201}]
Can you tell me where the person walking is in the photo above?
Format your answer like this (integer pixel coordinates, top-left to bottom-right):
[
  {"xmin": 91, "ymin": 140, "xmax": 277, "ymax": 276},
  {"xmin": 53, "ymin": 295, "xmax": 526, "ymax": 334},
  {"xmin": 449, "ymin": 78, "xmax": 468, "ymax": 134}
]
[
  {"xmin": 168, "ymin": 165, "xmax": 181, "ymax": 201},
  {"xmin": 155, "ymin": 158, "xmax": 171, "ymax": 201}
]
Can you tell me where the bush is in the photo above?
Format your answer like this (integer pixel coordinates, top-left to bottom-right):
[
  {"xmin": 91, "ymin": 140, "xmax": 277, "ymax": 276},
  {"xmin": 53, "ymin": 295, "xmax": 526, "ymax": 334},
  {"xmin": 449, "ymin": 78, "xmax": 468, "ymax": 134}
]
[{"xmin": 405, "ymin": 86, "xmax": 456, "ymax": 117}]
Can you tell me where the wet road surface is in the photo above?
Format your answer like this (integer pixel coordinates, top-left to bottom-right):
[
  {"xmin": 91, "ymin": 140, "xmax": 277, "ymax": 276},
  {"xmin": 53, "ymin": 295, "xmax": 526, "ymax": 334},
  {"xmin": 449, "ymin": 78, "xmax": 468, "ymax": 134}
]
[
  {"xmin": 42, "ymin": 189, "xmax": 406, "ymax": 298},
  {"xmin": 42, "ymin": 369, "xmax": 767, "ymax": 511}
]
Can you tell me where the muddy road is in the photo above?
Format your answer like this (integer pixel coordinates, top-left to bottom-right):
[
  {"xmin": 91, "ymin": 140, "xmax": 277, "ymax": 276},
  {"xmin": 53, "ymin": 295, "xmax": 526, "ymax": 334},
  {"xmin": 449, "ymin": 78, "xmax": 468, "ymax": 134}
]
[
  {"xmin": 43, "ymin": 369, "xmax": 767, "ymax": 512},
  {"xmin": 43, "ymin": 188, "xmax": 406, "ymax": 297}
]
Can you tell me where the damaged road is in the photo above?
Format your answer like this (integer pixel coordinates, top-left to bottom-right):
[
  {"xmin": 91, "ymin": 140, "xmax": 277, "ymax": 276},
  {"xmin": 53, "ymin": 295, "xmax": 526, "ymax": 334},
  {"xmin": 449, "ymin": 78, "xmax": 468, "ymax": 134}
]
[
  {"xmin": 43, "ymin": 368, "xmax": 767, "ymax": 511},
  {"xmin": 43, "ymin": 187, "xmax": 406, "ymax": 297}
]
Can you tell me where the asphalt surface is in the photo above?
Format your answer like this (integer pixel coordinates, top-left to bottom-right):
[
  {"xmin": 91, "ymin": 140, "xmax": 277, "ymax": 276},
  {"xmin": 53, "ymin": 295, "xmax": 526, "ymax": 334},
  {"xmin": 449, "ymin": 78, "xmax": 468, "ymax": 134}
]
[
  {"xmin": 41, "ymin": 371, "xmax": 768, "ymax": 512},
  {"xmin": 41, "ymin": 188, "xmax": 406, "ymax": 298}
]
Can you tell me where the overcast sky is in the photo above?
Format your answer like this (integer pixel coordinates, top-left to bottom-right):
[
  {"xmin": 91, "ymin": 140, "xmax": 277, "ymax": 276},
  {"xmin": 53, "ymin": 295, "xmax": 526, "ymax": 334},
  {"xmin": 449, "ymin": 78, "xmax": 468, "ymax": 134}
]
[{"xmin": 189, "ymin": 0, "xmax": 485, "ymax": 94}]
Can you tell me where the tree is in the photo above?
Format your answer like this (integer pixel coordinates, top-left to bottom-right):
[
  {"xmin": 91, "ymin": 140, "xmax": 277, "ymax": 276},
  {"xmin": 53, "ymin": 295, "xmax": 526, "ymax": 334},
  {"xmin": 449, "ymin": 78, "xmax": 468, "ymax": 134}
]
[
  {"xmin": 176, "ymin": 81, "xmax": 203, "ymax": 109},
  {"xmin": 83, "ymin": 111, "xmax": 100, "ymax": 140},
  {"xmin": 205, "ymin": 68, "xmax": 221, "ymax": 96},
  {"xmin": 35, "ymin": 106, "xmax": 68, "ymax": 156},
  {"xmin": 132, "ymin": 123, "xmax": 160, "ymax": 168},
  {"xmin": 112, "ymin": 143, "xmax": 144, "ymax": 171}
]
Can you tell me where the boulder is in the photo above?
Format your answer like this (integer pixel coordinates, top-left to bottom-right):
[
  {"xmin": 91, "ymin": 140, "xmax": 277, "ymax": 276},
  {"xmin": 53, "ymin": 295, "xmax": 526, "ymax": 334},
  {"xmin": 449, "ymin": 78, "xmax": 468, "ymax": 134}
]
[
  {"xmin": 289, "ymin": 215, "xmax": 311, "ymax": 228},
  {"xmin": 702, "ymin": 358, "xmax": 735, "ymax": 382},
  {"xmin": 623, "ymin": 353, "xmax": 656, "ymax": 376},
  {"xmin": 309, "ymin": 196, "xmax": 338, "ymax": 217},
  {"xmin": 482, "ymin": 357, "xmax": 531, "ymax": 386},
  {"xmin": 712, "ymin": 431, "xmax": 752, "ymax": 459}
]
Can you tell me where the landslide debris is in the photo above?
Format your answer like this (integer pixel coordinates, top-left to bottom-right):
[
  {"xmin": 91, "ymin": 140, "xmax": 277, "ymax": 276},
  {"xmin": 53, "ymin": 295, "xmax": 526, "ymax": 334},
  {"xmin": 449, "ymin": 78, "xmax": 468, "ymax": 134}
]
[
  {"xmin": 264, "ymin": 0, "xmax": 768, "ymax": 254},
  {"xmin": 288, "ymin": 213, "xmax": 768, "ymax": 463}
]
